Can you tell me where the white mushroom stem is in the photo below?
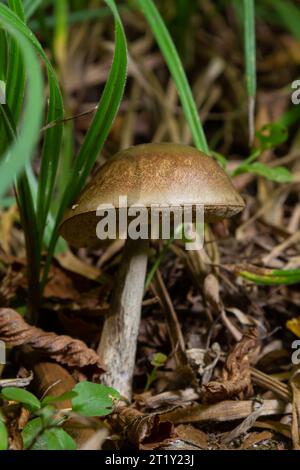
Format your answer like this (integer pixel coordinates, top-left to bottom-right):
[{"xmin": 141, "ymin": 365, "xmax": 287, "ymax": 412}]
[{"xmin": 97, "ymin": 238, "xmax": 149, "ymax": 400}]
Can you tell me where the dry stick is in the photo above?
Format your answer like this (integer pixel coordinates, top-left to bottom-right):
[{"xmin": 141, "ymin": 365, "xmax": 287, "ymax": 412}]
[
  {"xmin": 161, "ymin": 399, "xmax": 292, "ymax": 424},
  {"xmin": 0, "ymin": 372, "xmax": 33, "ymax": 389},
  {"xmin": 251, "ymin": 368, "xmax": 292, "ymax": 403},
  {"xmin": 97, "ymin": 238, "xmax": 149, "ymax": 400},
  {"xmin": 152, "ymin": 269, "xmax": 187, "ymax": 367}
]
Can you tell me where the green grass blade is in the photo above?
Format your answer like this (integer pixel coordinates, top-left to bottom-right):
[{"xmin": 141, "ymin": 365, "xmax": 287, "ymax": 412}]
[
  {"xmin": 36, "ymin": 75, "xmax": 64, "ymax": 242},
  {"xmin": 6, "ymin": 0, "xmax": 25, "ymax": 121},
  {"xmin": 29, "ymin": 6, "xmax": 125, "ymax": 31},
  {"xmin": 135, "ymin": 0, "xmax": 209, "ymax": 154},
  {"xmin": 41, "ymin": 0, "xmax": 128, "ymax": 291},
  {"xmin": 266, "ymin": 0, "xmax": 300, "ymax": 42},
  {"xmin": 237, "ymin": 266, "xmax": 300, "ymax": 286},
  {"xmin": 0, "ymin": 7, "xmax": 64, "ymax": 226},
  {"xmin": 0, "ymin": 4, "xmax": 44, "ymax": 198},
  {"xmin": 243, "ymin": 0, "xmax": 256, "ymax": 145},
  {"xmin": 3, "ymin": 0, "xmax": 42, "ymax": 322},
  {"xmin": 0, "ymin": 99, "xmax": 41, "ymax": 322},
  {"xmin": 23, "ymin": 0, "xmax": 45, "ymax": 20}
]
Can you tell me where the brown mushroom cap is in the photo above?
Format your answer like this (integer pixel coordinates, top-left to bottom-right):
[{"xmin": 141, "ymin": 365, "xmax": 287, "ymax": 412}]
[{"xmin": 60, "ymin": 143, "xmax": 245, "ymax": 247}]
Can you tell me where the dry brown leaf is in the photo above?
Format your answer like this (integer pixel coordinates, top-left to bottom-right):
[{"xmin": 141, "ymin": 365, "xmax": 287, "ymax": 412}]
[
  {"xmin": 290, "ymin": 371, "xmax": 300, "ymax": 450},
  {"xmin": 203, "ymin": 273, "xmax": 222, "ymax": 314},
  {"xmin": 202, "ymin": 331, "xmax": 257, "ymax": 402},
  {"xmin": 0, "ymin": 266, "xmax": 22, "ymax": 307},
  {"xmin": 0, "ymin": 206, "xmax": 18, "ymax": 253},
  {"xmin": 43, "ymin": 265, "xmax": 81, "ymax": 301},
  {"xmin": 254, "ymin": 420, "xmax": 292, "ymax": 440},
  {"xmin": 175, "ymin": 424, "xmax": 208, "ymax": 449},
  {"xmin": 160, "ymin": 399, "xmax": 292, "ymax": 424},
  {"xmin": 0, "ymin": 308, "xmax": 104, "ymax": 378},
  {"xmin": 56, "ymin": 250, "xmax": 102, "ymax": 281},
  {"xmin": 111, "ymin": 405, "xmax": 173, "ymax": 449},
  {"xmin": 240, "ymin": 431, "xmax": 274, "ymax": 450},
  {"xmin": 135, "ymin": 388, "xmax": 200, "ymax": 411},
  {"xmin": 222, "ymin": 400, "xmax": 265, "ymax": 444},
  {"xmin": 79, "ymin": 429, "xmax": 108, "ymax": 450}
]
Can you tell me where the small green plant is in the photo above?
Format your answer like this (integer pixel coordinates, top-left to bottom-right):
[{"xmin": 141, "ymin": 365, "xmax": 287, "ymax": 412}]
[
  {"xmin": 212, "ymin": 122, "xmax": 293, "ymax": 184},
  {"xmin": 145, "ymin": 352, "xmax": 168, "ymax": 392},
  {"xmin": 0, "ymin": 381, "xmax": 120, "ymax": 450},
  {"xmin": 231, "ymin": 123, "xmax": 292, "ymax": 182}
]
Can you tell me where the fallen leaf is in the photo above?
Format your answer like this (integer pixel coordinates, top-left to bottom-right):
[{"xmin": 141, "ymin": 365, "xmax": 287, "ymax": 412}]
[
  {"xmin": 240, "ymin": 431, "xmax": 274, "ymax": 450},
  {"xmin": 290, "ymin": 371, "xmax": 300, "ymax": 450},
  {"xmin": 0, "ymin": 309, "xmax": 104, "ymax": 378},
  {"xmin": 202, "ymin": 331, "xmax": 257, "ymax": 402},
  {"xmin": 222, "ymin": 400, "xmax": 265, "ymax": 444},
  {"xmin": 160, "ymin": 400, "xmax": 291, "ymax": 424},
  {"xmin": 254, "ymin": 420, "xmax": 292, "ymax": 440},
  {"xmin": 56, "ymin": 251, "xmax": 102, "ymax": 282},
  {"xmin": 111, "ymin": 405, "xmax": 173, "ymax": 449},
  {"xmin": 175, "ymin": 424, "xmax": 208, "ymax": 449}
]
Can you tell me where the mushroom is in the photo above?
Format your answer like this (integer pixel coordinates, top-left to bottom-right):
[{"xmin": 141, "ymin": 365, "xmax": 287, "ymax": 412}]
[{"xmin": 60, "ymin": 143, "xmax": 245, "ymax": 399}]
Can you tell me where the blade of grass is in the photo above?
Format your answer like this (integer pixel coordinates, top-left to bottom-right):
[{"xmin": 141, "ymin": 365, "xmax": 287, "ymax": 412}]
[
  {"xmin": 53, "ymin": 0, "xmax": 68, "ymax": 70},
  {"xmin": 243, "ymin": 0, "xmax": 256, "ymax": 146},
  {"xmin": 29, "ymin": 6, "xmax": 124, "ymax": 31},
  {"xmin": 26, "ymin": 166, "xmax": 68, "ymax": 253},
  {"xmin": 0, "ymin": 102, "xmax": 41, "ymax": 323},
  {"xmin": 0, "ymin": 5, "xmax": 64, "ymax": 242},
  {"xmin": 237, "ymin": 266, "xmax": 300, "ymax": 286},
  {"xmin": 4, "ymin": 0, "xmax": 42, "ymax": 322},
  {"xmin": 0, "ymin": 28, "xmax": 8, "ymax": 158},
  {"xmin": 23, "ymin": 0, "xmax": 48, "ymax": 20},
  {"xmin": 265, "ymin": 0, "xmax": 300, "ymax": 43},
  {"xmin": 41, "ymin": 0, "xmax": 128, "ymax": 292},
  {"xmin": 135, "ymin": 0, "xmax": 209, "ymax": 154},
  {"xmin": 6, "ymin": 0, "xmax": 25, "ymax": 121},
  {"xmin": 0, "ymin": 4, "xmax": 44, "ymax": 198}
]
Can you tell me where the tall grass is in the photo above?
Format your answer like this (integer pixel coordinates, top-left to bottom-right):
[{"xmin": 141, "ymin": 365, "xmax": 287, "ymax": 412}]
[
  {"xmin": 243, "ymin": 0, "xmax": 256, "ymax": 146},
  {"xmin": 136, "ymin": 0, "xmax": 209, "ymax": 154},
  {"xmin": 0, "ymin": 0, "xmax": 127, "ymax": 321}
]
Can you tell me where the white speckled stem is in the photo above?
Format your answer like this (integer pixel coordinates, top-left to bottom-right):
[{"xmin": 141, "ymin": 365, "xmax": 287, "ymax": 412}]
[{"xmin": 97, "ymin": 238, "xmax": 149, "ymax": 400}]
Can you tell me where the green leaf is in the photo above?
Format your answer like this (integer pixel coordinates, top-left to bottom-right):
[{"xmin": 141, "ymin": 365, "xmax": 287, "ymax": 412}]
[
  {"xmin": 234, "ymin": 162, "xmax": 292, "ymax": 183},
  {"xmin": 23, "ymin": 418, "xmax": 76, "ymax": 450},
  {"xmin": 135, "ymin": 0, "xmax": 209, "ymax": 154},
  {"xmin": 22, "ymin": 417, "xmax": 44, "ymax": 449},
  {"xmin": 43, "ymin": 428, "xmax": 76, "ymax": 451},
  {"xmin": 256, "ymin": 123, "xmax": 288, "ymax": 149},
  {"xmin": 0, "ymin": 419, "xmax": 8, "ymax": 451},
  {"xmin": 1, "ymin": 387, "xmax": 41, "ymax": 411},
  {"xmin": 41, "ymin": 391, "xmax": 78, "ymax": 407},
  {"xmin": 151, "ymin": 352, "xmax": 168, "ymax": 368},
  {"xmin": 71, "ymin": 381, "xmax": 120, "ymax": 417}
]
